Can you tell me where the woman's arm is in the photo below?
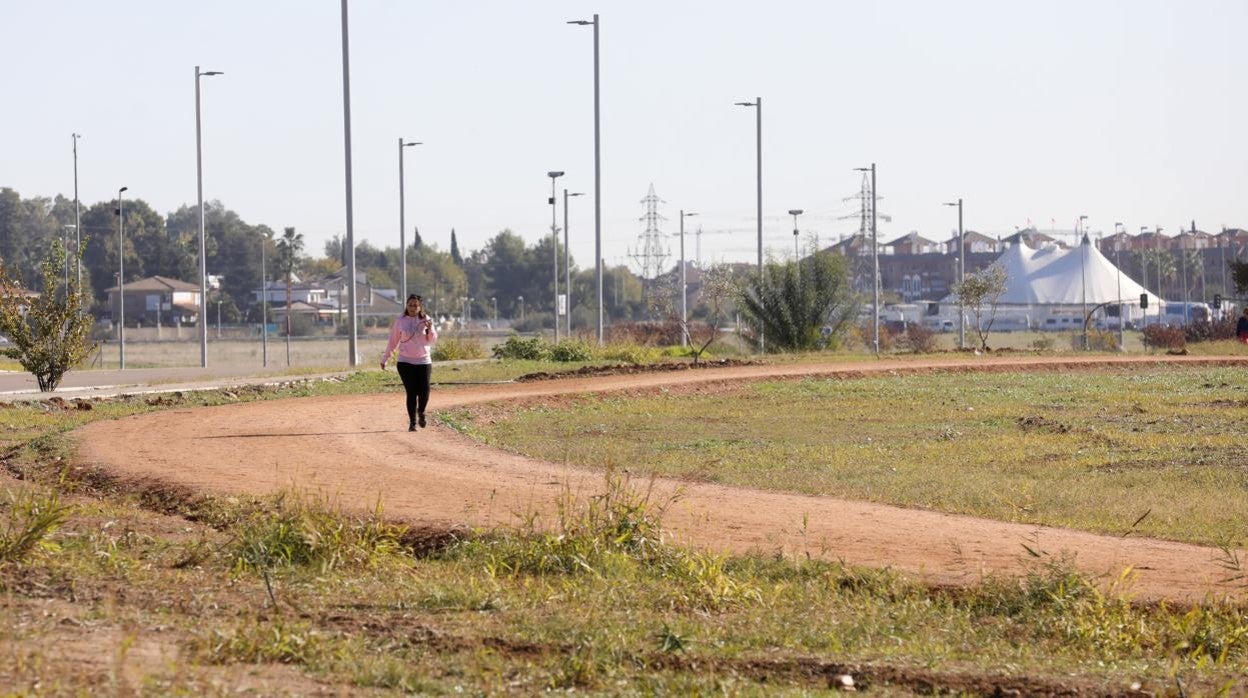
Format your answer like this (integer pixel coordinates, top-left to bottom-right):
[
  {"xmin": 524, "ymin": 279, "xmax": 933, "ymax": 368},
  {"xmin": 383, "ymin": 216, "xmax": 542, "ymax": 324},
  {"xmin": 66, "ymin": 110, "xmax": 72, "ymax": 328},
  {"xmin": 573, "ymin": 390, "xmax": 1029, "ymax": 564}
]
[{"xmin": 380, "ymin": 318, "xmax": 402, "ymax": 367}]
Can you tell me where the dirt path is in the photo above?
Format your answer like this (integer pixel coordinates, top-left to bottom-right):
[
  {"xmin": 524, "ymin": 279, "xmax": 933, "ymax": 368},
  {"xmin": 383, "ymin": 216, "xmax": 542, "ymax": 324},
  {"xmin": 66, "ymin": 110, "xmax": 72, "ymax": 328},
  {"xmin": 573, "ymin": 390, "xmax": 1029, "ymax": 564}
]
[{"xmin": 74, "ymin": 354, "xmax": 1248, "ymax": 603}]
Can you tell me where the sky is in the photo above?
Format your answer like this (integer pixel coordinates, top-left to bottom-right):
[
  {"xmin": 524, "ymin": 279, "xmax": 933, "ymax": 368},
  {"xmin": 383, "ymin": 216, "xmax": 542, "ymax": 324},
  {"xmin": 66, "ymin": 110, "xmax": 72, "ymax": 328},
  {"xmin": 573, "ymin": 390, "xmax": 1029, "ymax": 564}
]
[{"xmin": 5, "ymin": 0, "xmax": 1247, "ymax": 275}]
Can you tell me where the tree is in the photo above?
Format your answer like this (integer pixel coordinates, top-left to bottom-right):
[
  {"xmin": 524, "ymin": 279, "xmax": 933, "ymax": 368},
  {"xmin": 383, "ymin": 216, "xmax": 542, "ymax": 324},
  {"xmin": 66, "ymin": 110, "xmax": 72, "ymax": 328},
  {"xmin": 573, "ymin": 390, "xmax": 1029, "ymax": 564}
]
[
  {"xmin": 1231, "ymin": 258, "xmax": 1248, "ymax": 295},
  {"xmin": 412, "ymin": 227, "xmax": 423, "ymax": 250},
  {"xmin": 450, "ymin": 228, "xmax": 462, "ymax": 266},
  {"xmin": 275, "ymin": 227, "xmax": 304, "ymax": 341},
  {"xmin": 952, "ymin": 263, "xmax": 1008, "ymax": 351},
  {"xmin": 0, "ymin": 240, "xmax": 96, "ymax": 392},
  {"xmin": 736, "ymin": 252, "xmax": 857, "ymax": 352},
  {"xmin": 649, "ymin": 264, "xmax": 735, "ymax": 364}
]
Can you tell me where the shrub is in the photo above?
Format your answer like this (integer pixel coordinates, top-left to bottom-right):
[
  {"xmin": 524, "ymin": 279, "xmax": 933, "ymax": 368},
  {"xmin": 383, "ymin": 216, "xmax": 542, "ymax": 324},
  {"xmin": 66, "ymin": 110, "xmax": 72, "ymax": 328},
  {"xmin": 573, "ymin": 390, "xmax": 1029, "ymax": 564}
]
[
  {"xmin": 492, "ymin": 333, "xmax": 551, "ymax": 361},
  {"xmin": 1070, "ymin": 329, "xmax": 1119, "ymax": 351},
  {"xmin": 1030, "ymin": 335, "xmax": 1056, "ymax": 352},
  {"xmin": 1185, "ymin": 317, "xmax": 1238, "ymax": 343},
  {"xmin": 550, "ymin": 339, "xmax": 594, "ymax": 362},
  {"xmin": 597, "ymin": 342, "xmax": 660, "ymax": 365},
  {"xmin": 897, "ymin": 322, "xmax": 938, "ymax": 353},
  {"xmin": 605, "ymin": 322, "xmax": 682, "ymax": 346},
  {"xmin": 0, "ymin": 487, "xmax": 68, "ymax": 564},
  {"xmin": 432, "ymin": 333, "xmax": 485, "ymax": 361},
  {"xmin": 0, "ymin": 240, "xmax": 97, "ymax": 391},
  {"xmin": 1142, "ymin": 324, "xmax": 1187, "ymax": 351},
  {"xmin": 230, "ymin": 492, "xmax": 407, "ymax": 575}
]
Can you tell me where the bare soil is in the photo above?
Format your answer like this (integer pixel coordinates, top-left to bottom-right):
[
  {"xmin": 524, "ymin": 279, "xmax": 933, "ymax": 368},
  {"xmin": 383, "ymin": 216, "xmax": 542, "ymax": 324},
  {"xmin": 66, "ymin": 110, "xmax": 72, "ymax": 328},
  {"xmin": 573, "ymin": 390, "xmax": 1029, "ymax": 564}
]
[{"xmin": 74, "ymin": 354, "xmax": 1248, "ymax": 603}]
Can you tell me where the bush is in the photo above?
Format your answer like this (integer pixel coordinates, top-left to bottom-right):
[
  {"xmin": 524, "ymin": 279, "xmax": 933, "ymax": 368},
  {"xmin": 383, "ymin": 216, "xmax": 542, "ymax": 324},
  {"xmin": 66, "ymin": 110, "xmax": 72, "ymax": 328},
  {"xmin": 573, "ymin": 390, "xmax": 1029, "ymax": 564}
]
[
  {"xmin": 550, "ymin": 339, "xmax": 594, "ymax": 362},
  {"xmin": 432, "ymin": 333, "xmax": 485, "ymax": 361},
  {"xmin": 492, "ymin": 334, "xmax": 551, "ymax": 361},
  {"xmin": 605, "ymin": 322, "xmax": 682, "ymax": 346},
  {"xmin": 1070, "ymin": 329, "xmax": 1119, "ymax": 351},
  {"xmin": 1143, "ymin": 324, "xmax": 1187, "ymax": 351},
  {"xmin": 0, "ymin": 487, "xmax": 68, "ymax": 564},
  {"xmin": 1030, "ymin": 335, "xmax": 1056, "ymax": 352},
  {"xmin": 1185, "ymin": 317, "xmax": 1238, "ymax": 343},
  {"xmin": 896, "ymin": 322, "xmax": 938, "ymax": 353},
  {"xmin": 598, "ymin": 342, "xmax": 660, "ymax": 365}
]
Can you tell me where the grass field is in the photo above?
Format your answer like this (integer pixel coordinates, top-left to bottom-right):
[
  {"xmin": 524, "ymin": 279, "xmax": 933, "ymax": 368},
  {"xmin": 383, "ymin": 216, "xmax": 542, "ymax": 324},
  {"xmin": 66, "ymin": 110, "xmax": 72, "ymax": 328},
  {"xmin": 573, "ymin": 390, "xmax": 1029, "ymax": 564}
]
[
  {"xmin": 453, "ymin": 365, "xmax": 1248, "ymax": 547},
  {"xmin": 1, "ymin": 360, "xmax": 1247, "ymax": 693}
]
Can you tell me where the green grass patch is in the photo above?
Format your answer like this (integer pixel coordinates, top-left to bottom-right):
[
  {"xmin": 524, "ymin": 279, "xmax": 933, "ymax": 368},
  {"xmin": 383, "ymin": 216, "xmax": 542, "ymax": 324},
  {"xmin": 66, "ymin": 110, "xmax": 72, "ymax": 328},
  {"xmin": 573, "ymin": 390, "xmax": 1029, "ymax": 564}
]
[{"xmin": 459, "ymin": 365, "xmax": 1248, "ymax": 546}]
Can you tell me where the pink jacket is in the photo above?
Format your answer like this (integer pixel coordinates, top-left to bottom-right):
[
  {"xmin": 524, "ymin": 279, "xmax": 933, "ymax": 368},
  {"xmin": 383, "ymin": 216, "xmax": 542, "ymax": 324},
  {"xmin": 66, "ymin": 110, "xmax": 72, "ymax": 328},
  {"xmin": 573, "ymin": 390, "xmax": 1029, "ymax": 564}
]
[{"xmin": 382, "ymin": 315, "xmax": 438, "ymax": 366}]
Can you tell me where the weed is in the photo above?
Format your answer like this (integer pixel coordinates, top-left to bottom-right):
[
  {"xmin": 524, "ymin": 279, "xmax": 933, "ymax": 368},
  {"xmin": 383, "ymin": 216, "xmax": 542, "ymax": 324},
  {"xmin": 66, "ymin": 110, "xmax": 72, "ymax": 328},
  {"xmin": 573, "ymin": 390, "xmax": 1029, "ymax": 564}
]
[
  {"xmin": 230, "ymin": 492, "xmax": 408, "ymax": 576},
  {"xmin": 0, "ymin": 486, "xmax": 68, "ymax": 564}
]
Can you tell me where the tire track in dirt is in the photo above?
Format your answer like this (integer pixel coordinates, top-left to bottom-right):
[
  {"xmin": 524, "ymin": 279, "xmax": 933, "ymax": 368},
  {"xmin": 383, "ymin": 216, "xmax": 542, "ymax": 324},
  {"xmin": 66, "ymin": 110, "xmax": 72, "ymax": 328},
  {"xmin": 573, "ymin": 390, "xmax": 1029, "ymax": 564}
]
[{"xmin": 74, "ymin": 354, "xmax": 1248, "ymax": 602}]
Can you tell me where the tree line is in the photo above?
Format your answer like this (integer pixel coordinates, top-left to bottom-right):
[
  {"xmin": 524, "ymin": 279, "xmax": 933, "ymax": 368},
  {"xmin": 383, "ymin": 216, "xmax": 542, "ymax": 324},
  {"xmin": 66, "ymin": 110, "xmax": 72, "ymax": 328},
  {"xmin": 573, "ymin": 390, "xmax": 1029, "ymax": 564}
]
[{"xmin": 0, "ymin": 187, "xmax": 660, "ymax": 326}]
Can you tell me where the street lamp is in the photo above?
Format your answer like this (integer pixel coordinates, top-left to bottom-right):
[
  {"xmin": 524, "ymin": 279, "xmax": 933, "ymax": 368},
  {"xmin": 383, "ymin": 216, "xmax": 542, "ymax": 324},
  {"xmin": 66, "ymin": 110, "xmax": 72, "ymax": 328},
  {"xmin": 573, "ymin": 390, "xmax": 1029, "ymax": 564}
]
[
  {"xmin": 563, "ymin": 189, "xmax": 584, "ymax": 337},
  {"xmin": 680, "ymin": 210, "xmax": 698, "ymax": 347},
  {"xmin": 943, "ymin": 199, "xmax": 964, "ymax": 350},
  {"xmin": 195, "ymin": 65, "xmax": 223, "ymax": 369},
  {"xmin": 116, "ymin": 186, "xmax": 128, "ymax": 370},
  {"xmin": 340, "ymin": 0, "xmax": 359, "ymax": 367},
  {"xmin": 398, "ymin": 138, "xmax": 422, "ymax": 299},
  {"xmin": 735, "ymin": 98, "xmax": 763, "ymax": 352},
  {"xmin": 71, "ymin": 133, "xmax": 82, "ymax": 289},
  {"xmin": 788, "ymin": 209, "xmax": 803, "ymax": 283},
  {"xmin": 491, "ymin": 296, "xmax": 497, "ymax": 325},
  {"xmin": 547, "ymin": 170, "xmax": 565, "ymax": 341},
  {"xmin": 518, "ymin": 295, "xmax": 525, "ymax": 322},
  {"xmin": 260, "ymin": 233, "xmax": 268, "ymax": 367},
  {"xmin": 1114, "ymin": 222, "xmax": 1125, "ymax": 351},
  {"xmin": 1079, "ymin": 214, "xmax": 1089, "ymax": 350},
  {"xmin": 855, "ymin": 164, "xmax": 879, "ymax": 356},
  {"xmin": 567, "ymin": 14, "xmax": 602, "ymax": 344}
]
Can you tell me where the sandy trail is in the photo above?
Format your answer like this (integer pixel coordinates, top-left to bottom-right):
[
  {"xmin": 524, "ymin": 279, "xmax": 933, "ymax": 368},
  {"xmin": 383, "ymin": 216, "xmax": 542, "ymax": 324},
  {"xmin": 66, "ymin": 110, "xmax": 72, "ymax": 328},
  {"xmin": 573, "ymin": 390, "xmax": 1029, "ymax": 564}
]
[{"xmin": 74, "ymin": 355, "xmax": 1248, "ymax": 603}]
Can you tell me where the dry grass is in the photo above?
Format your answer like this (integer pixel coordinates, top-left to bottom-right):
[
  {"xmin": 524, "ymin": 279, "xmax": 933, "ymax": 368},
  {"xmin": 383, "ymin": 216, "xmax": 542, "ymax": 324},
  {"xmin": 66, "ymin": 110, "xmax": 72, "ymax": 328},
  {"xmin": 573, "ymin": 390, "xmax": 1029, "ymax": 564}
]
[{"xmin": 1, "ymin": 360, "xmax": 1247, "ymax": 693}]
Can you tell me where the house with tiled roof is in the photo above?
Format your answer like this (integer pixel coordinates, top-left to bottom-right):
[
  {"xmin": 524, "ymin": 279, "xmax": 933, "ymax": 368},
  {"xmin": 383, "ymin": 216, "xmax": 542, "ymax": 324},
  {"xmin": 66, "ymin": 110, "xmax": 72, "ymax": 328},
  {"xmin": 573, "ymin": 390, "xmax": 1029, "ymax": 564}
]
[{"xmin": 105, "ymin": 276, "xmax": 200, "ymax": 327}]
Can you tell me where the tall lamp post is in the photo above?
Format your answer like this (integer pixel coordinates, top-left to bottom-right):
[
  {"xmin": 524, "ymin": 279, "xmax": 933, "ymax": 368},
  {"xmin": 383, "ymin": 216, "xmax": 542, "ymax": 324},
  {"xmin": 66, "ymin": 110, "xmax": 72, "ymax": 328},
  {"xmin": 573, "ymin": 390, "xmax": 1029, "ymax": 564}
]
[
  {"xmin": 943, "ymin": 199, "xmax": 964, "ymax": 349},
  {"xmin": 679, "ymin": 209, "xmax": 698, "ymax": 346},
  {"xmin": 563, "ymin": 189, "xmax": 584, "ymax": 337},
  {"xmin": 1114, "ymin": 222, "xmax": 1125, "ymax": 351},
  {"xmin": 855, "ymin": 164, "xmax": 879, "ymax": 356},
  {"xmin": 398, "ymin": 138, "xmax": 421, "ymax": 299},
  {"xmin": 72, "ymin": 133, "xmax": 82, "ymax": 289},
  {"xmin": 491, "ymin": 296, "xmax": 497, "ymax": 324},
  {"xmin": 260, "ymin": 233, "xmax": 268, "ymax": 367},
  {"xmin": 195, "ymin": 65, "xmax": 223, "ymax": 368},
  {"xmin": 116, "ymin": 187, "xmax": 129, "ymax": 370},
  {"xmin": 340, "ymin": 0, "xmax": 359, "ymax": 366},
  {"xmin": 1078, "ymin": 215, "xmax": 1089, "ymax": 350},
  {"xmin": 788, "ymin": 209, "xmax": 803, "ymax": 283},
  {"xmin": 735, "ymin": 98, "xmax": 763, "ymax": 352},
  {"xmin": 518, "ymin": 295, "xmax": 525, "ymax": 322},
  {"xmin": 567, "ymin": 14, "xmax": 602, "ymax": 343},
  {"xmin": 547, "ymin": 171, "xmax": 564, "ymax": 341}
]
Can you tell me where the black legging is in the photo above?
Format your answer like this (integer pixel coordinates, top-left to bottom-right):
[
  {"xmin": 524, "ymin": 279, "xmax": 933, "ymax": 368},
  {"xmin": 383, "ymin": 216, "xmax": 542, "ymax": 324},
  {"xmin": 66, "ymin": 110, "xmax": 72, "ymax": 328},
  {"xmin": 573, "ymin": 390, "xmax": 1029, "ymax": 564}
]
[{"xmin": 396, "ymin": 362, "xmax": 431, "ymax": 421}]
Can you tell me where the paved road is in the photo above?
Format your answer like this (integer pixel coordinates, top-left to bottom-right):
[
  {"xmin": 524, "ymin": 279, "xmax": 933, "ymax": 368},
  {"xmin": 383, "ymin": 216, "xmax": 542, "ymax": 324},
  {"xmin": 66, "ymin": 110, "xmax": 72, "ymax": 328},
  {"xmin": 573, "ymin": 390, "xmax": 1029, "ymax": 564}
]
[{"xmin": 0, "ymin": 365, "xmax": 344, "ymax": 401}]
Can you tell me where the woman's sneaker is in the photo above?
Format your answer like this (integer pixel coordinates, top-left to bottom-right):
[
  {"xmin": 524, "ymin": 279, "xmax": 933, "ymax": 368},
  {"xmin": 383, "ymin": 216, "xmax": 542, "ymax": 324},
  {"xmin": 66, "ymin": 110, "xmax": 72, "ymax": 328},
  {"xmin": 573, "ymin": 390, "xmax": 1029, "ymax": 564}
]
[
  {"xmin": 408, "ymin": 420, "xmax": 416, "ymax": 432},
  {"xmin": 418, "ymin": 413, "xmax": 427, "ymax": 428}
]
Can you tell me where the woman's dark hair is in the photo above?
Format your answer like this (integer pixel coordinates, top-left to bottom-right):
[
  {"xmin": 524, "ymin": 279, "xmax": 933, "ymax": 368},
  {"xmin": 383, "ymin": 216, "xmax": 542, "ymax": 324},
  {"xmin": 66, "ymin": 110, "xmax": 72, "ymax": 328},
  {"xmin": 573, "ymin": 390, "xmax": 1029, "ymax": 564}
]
[
  {"xmin": 404, "ymin": 294, "xmax": 425, "ymax": 317},
  {"xmin": 408, "ymin": 294, "xmax": 422, "ymax": 301}
]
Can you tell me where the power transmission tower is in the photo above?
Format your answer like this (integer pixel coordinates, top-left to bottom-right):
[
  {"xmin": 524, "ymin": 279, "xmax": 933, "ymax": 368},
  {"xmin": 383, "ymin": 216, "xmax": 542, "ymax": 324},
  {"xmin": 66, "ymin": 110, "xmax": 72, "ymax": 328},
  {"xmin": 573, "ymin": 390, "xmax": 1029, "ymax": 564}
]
[
  {"xmin": 837, "ymin": 171, "xmax": 891, "ymax": 294},
  {"xmin": 628, "ymin": 183, "xmax": 669, "ymax": 279}
]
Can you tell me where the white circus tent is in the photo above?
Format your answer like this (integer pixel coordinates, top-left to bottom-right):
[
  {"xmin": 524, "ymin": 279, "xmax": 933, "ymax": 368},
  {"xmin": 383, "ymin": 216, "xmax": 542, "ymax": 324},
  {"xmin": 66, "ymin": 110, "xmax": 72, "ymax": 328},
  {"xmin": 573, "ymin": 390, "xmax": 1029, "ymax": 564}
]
[{"xmin": 941, "ymin": 236, "xmax": 1161, "ymax": 329}]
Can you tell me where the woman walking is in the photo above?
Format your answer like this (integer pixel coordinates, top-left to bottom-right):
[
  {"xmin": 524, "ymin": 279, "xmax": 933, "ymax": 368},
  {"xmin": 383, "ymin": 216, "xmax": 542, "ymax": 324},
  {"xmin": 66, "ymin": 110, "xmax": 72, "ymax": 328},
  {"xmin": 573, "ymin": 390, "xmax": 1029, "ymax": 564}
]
[{"xmin": 381, "ymin": 294, "xmax": 438, "ymax": 430}]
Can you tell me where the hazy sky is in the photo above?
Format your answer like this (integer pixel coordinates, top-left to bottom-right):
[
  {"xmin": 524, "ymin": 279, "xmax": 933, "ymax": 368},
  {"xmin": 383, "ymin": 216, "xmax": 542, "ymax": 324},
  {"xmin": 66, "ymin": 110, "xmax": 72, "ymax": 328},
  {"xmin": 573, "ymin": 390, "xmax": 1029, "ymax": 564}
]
[{"xmin": 5, "ymin": 0, "xmax": 1246, "ymax": 274}]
